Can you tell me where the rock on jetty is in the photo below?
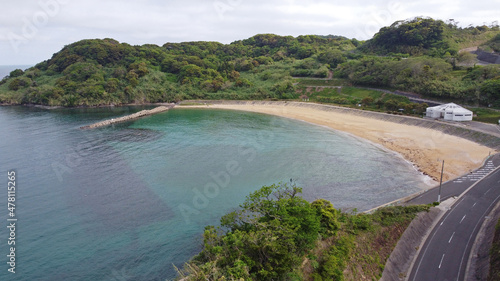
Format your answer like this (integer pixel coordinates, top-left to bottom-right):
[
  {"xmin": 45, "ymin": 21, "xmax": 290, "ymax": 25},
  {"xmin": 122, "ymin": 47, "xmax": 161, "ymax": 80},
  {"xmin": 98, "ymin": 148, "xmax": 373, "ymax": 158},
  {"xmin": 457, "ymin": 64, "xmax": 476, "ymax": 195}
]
[{"xmin": 80, "ymin": 104, "xmax": 175, "ymax": 129}]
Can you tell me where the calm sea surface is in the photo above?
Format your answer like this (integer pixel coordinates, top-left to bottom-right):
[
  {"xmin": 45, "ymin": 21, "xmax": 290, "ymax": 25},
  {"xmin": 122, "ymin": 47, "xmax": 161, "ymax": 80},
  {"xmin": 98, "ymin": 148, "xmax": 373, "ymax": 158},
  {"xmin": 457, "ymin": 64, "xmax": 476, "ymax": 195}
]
[
  {"xmin": 0, "ymin": 65, "xmax": 33, "ymax": 79},
  {"xmin": 0, "ymin": 106, "xmax": 428, "ymax": 280}
]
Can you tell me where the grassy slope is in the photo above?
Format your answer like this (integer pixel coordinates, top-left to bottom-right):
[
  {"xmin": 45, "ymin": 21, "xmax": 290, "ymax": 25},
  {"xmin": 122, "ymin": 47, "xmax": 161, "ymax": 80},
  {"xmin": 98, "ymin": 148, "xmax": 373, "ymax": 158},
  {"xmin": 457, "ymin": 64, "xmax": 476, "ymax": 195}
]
[
  {"xmin": 302, "ymin": 219, "xmax": 410, "ymax": 280},
  {"xmin": 446, "ymin": 29, "xmax": 499, "ymax": 51},
  {"xmin": 468, "ymin": 108, "xmax": 500, "ymax": 124},
  {"xmin": 300, "ymin": 206, "xmax": 430, "ymax": 281},
  {"xmin": 489, "ymin": 219, "xmax": 500, "ymax": 280}
]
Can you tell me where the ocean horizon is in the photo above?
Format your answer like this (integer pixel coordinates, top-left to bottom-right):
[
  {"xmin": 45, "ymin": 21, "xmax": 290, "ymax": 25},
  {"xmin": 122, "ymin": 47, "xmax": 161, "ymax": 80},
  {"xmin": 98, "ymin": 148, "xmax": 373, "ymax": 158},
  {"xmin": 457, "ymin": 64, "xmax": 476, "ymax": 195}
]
[{"xmin": 0, "ymin": 65, "xmax": 34, "ymax": 79}]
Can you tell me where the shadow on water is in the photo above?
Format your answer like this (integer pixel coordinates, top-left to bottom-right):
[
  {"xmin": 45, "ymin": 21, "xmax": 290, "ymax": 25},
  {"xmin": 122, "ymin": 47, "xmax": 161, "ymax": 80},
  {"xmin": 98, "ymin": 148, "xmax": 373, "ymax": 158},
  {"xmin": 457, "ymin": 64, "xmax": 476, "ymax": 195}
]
[
  {"xmin": 103, "ymin": 127, "xmax": 165, "ymax": 143},
  {"xmin": 48, "ymin": 136, "xmax": 175, "ymax": 280},
  {"xmin": 64, "ymin": 142, "xmax": 173, "ymax": 234}
]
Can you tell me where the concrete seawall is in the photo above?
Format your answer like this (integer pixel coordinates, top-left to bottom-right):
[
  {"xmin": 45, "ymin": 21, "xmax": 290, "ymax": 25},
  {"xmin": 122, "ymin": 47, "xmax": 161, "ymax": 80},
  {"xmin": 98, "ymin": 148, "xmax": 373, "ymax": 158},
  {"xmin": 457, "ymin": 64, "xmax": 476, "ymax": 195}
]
[
  {"xmin": 80, "ymin": 104, "xmax": 174, "ymax": 129},
  {"xmin": 188, "ymin": 100, "xmax": 500, "ymax": 150}
]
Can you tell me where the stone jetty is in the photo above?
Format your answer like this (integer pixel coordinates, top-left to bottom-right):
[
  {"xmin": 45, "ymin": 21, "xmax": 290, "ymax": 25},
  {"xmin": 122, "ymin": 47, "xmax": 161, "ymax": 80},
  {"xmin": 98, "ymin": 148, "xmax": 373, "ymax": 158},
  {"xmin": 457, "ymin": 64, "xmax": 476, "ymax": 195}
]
[{"xmin": 80, "ymin": 104, "xmax": 175, "ymax": 129}]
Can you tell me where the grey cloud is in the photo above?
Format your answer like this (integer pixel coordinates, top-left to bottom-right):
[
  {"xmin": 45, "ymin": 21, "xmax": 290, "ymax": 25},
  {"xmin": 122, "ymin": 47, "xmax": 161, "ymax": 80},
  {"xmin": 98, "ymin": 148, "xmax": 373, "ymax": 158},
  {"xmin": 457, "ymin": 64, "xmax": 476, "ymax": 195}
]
[{"xmin": 0, "ymin": 0, "xmax": 498, "ymax": 65}]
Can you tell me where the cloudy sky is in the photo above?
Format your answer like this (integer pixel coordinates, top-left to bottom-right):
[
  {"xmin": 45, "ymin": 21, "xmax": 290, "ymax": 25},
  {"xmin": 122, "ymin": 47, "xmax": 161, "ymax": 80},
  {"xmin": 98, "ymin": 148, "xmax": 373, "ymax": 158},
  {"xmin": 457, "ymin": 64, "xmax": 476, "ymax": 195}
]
[{"xmin": 0, "ymin": 0, "xmax": 499, "ymax": 65}]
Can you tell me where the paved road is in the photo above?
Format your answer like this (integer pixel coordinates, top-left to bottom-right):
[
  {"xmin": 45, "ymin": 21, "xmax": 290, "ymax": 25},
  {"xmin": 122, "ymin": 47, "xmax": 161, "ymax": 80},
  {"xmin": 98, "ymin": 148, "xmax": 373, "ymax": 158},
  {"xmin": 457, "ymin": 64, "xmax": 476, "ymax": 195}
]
[
  {"xmin": 408, "ymin": 160, "xmax": 500, "ymax": 280},
  {"xmin": 408, "ymin": 154, "xmax": 500, "ymax": 205},
  {"xmin": 468, "ymin": 121, "xmax": 500, "ymax": 138}
]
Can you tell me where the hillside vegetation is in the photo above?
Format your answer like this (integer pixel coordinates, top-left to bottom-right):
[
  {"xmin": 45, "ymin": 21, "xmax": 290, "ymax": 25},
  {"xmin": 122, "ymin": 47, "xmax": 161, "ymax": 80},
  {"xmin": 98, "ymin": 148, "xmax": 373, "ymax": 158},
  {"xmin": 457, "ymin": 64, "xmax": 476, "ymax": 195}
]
[
  {"xmin": 175, "ymin": 183, "xmax": 431, "ymax": 281},
  {"xmin": 481, "ymin": 33, "xmax": 500, "ymax": 53},
  {"xmin": 0, "ymin": 17, "xmax": 499, "ymax": 109},
  {"xmin": 490, "ymin": 219, "xmax": 500, "ymax": 281},
  {"xmin": 0, "ymin": 35, "xmax": 356, "ymax": 106}
]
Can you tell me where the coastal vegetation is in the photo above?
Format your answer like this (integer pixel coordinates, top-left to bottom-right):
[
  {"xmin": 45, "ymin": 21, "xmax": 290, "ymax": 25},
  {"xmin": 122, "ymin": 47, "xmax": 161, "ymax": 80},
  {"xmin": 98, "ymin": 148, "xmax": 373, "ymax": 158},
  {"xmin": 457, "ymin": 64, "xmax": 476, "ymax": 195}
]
[
  {"xmin": 175, "ymin": 183, "xmax": 431, "ymax": 281},
  {"xmin": 294, "ymin": 82, "xmax": 429, "ymax": 116},
  {"xmin": 1, "ymin": 17, "xmax": 499, "ymax": 115}
]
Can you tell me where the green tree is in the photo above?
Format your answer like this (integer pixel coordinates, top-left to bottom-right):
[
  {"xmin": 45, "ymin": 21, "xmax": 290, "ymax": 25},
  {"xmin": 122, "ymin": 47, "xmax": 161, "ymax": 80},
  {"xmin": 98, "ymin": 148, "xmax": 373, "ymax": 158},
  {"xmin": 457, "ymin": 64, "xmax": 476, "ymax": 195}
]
[
  {"xmin": 235, "ymin": 78, "xmax": 252, "ymax": 88},
  {"xmin": 128, "ymin": 61, "xmax": 149, "ymax": 77},
  {"xmin": 9, "ymin": 69, "xmax": 24, "ymax": 78},
  {"xmin": 480, "ymin": 78, "xmax": 500, "ymax": 106},
  {"xmin": 105, "ymin": 78, "xmax": 120, "ymax": 93},
  {"xmin": 63, "ymin": 62, "xmax": 102, "ymax": 82},
  {"xmin": 192, "ymin": 183, "xmax": 322, "ymax": 281},
  {"xmin": 312, "ymin": 199, "xmax": 340, "ymax": 235},
  {"xmin": 384, "ymin": 99, "xmax": 399, "ymax": 111},
  {"xmin": 361, "ymin": 97, "xmax": 374, "ymax": 106},
  {"xmin": 317, "ymin": 50, "xmax": 347, "ymax": 68},
  {"xmin": 367, "ymin": 17, "xmax": 447, "ymax": 55},
  {"xmin": 8, "ymin": 78, "xmax": 30, "ymax": 91},
  {"xmin": 457, "ymin": 51, "xmax": 477, "ymax": 66},
  {"xmin": 271, "ymin": 81, "xmax": 295, "ymax": 99},
  {"xmin": 179, "ymin": 64, "xmax": 203, "ymax": 84},
  {"xmin": 126, "ymin": 70, "xmax": 139, "ymax": 87}
]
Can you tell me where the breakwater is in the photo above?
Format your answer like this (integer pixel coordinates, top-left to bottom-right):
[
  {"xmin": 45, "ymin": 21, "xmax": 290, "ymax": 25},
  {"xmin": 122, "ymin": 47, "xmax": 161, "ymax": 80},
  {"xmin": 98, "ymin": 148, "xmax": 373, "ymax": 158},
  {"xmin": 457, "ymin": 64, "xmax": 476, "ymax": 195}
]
[{"xmin": 80, "ymin": 104, "xmax": 174, "ymax": 129}]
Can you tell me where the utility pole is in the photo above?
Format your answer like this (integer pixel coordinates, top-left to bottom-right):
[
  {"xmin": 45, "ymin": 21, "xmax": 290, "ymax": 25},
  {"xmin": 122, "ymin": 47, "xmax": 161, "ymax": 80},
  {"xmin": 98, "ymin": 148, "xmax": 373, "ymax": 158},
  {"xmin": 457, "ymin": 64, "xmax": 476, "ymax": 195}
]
[{"xmin": 438, "ymin": 160, "xmax": 444, "ymax": 203}]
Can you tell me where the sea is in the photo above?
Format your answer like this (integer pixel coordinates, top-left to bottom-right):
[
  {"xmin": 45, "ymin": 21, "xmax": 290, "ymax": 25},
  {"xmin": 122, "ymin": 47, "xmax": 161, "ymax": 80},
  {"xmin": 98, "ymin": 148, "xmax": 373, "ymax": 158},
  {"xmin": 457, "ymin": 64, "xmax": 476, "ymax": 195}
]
[
  {"xmin": 0, "ymin": 98, "xmax": 429, "ymax": 280},
  {"xmin": 0, "ymin": 65, "xmax": 33, "ymax": 79}
]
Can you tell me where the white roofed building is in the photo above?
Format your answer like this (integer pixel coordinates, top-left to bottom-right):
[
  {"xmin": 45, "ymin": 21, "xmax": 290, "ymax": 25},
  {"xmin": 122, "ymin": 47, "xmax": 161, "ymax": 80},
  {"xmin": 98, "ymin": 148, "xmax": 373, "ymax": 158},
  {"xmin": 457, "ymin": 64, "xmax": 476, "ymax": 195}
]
[{"xmin": 425, "ymin": 103, "xmax": 473, "ymax": 121}]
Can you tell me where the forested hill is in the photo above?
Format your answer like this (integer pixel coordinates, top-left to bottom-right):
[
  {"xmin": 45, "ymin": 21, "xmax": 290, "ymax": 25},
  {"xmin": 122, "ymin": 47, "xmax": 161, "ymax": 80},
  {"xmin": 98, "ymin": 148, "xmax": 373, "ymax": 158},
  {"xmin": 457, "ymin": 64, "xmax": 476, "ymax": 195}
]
[
  {"xmin": 361, "ymin": 17, "xmax": 499, "ymax": 56},
  {"xmin": 0, "ymin": 17, "xmax": 499, "ymax": 107}
]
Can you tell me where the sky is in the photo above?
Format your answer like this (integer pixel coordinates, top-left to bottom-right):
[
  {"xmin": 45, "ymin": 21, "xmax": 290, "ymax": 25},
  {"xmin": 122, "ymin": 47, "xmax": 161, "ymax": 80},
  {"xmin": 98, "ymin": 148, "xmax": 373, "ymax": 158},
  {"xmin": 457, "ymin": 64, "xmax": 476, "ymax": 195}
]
[{"xmin": 0, "ymin": 0, "xmax": 499, "ymax": 65}]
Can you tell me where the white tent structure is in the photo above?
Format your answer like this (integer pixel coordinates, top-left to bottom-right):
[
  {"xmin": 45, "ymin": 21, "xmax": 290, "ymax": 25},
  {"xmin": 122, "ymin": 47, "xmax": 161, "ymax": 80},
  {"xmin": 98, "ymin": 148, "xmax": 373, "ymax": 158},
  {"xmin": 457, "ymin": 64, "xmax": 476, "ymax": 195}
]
[{"xmin": 426, "ymin": 103, "xmax": 473, "ymax": 121}]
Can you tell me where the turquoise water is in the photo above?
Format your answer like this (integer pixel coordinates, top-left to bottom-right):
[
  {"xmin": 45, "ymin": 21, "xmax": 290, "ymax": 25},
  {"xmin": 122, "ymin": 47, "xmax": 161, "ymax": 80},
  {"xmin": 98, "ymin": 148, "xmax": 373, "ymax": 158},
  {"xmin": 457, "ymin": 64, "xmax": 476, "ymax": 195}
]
[{"xmin": 0, "ymin": 106, "xmax": 427, "ymax": 280}]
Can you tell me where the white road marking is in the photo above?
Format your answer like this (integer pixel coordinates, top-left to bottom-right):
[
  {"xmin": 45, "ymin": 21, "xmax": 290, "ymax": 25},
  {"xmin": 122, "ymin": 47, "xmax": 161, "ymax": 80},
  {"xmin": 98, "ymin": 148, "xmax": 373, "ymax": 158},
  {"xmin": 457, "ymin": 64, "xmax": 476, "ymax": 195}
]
[
  {"xmin": 472, "ymin": 202, "xmax": 477, "ymax": 208},
  {"xmin": 449, "ymin": 232, "xmax": 455, "ymax": 243},
  {"xmin": 457, "ymin": 194, "xmax": 500, "ymax": 280},
  {"xmin": 460, "ymin": 215, "xmax": 466, "ymax": 223},
  {"xmin": 411, "ymin": 197, "xmax": 467, "ymax": 280},
  {"xmin": 439, "ymin": 254, "xmax": 445, "ymax": 269}
]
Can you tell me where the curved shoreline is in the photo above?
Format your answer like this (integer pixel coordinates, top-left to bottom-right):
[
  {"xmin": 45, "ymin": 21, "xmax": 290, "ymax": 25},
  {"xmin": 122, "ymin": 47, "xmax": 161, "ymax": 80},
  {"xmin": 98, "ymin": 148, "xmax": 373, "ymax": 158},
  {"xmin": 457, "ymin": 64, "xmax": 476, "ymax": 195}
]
[{"xmin": 178, "ymin": 101, "xmax": 497, "ymax": 182}]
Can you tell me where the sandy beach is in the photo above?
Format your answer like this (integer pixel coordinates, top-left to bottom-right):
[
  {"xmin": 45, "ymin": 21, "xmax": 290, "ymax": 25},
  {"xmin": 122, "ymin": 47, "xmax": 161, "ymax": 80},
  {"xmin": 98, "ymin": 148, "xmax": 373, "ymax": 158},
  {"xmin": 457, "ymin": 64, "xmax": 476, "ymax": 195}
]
[{"xmin": 180, "ymin": 102, "xmax": 496, "ymax": 183}]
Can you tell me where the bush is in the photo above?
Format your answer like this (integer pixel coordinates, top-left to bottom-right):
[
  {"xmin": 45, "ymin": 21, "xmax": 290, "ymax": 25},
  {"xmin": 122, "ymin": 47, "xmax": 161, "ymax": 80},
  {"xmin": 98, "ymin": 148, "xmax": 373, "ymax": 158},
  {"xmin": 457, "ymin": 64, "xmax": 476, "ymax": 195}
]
[
  {"xmin": 182, "ymin": 183, "xmax": 323, "ymax": 281},
  {"xmin": 8, "ymin": 78, "xmax": 30, "ymax": 91},
  {"xmin": 9, "ymin": 69, "xmax": 24, "ymax": 78},
  {"xmin": 316, "ymin": 236, "xmax": 354, "ymax": 281},
  {"xmin": 312, "ymin": 199, "xmax": 340, "ymax": 235},
  {"xmin": 291, "ymin": 69, "xmax": 313, "ymax": 77}
]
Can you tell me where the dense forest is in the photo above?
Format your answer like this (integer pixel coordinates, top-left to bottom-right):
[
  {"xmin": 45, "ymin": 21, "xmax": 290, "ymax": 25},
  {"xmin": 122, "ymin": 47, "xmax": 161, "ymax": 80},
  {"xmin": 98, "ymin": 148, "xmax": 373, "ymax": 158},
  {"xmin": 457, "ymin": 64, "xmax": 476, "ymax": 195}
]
[{"xmin": 0, "ymin": 17, "xmax": 499, "ymax": 108}]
